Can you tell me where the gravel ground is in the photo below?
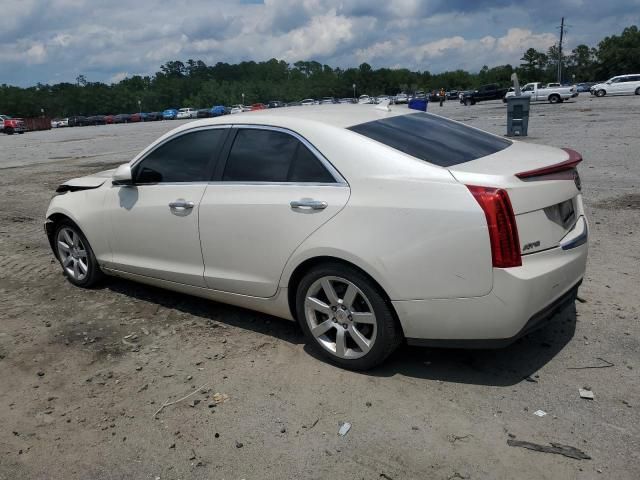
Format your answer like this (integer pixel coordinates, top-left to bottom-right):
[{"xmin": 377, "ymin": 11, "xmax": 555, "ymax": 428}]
[{"xmin": 0, "ymin": 95, "xmax": 638, "ymax": 480}]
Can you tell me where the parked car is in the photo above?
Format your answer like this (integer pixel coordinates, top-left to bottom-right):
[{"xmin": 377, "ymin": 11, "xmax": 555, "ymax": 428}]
[
  {"xmin": 46, "ymin": 106, "xmax": 587, "ymax": 370},
  {"xmin": 68, "ymin": 116, "xmax": 88, "ymax": 127},
  {"xmin": 504, "ymin": 82, "xmax": 576, "ymax": 103},
  {"xmin": 447, "ymin": 90, "xmax": 459, "ymax": 100},
  {"xmin": 162, "ymin": 109, "xmax": 178, "ymax": 120},
  {"xmin": 357, "ymin": 95, "xmax": 373, "ymax": 104},
  {"xmin": 113, "ymin": 114, "xmax": 131, "ymax": 124},
  {"xmin": 461, "ymin": 84, "xmax": 509, "ymax": 105},
  {"xmin": 338, "ymin": 98, "xmax": 355, "ymax": 104},
  {"xmin": 375, "ymin": 95, "xmax": 390, "ymax": 104},
  {"xmin": 251, "ymin": 103, "xmax": 267, "ymax": 111},
  {"xmin": 104, "ymin": 115, "xmax": 115, "ymax": 124},
  {"xmin": 196, "ymin": 109, "xmax": 212, "ymax": 118},
  {"xmin": 176, "ymin": 108, "xmax": 197, "ymax": 119},
  {"xmin": 320, "ymin": 97, "xmax": 336, "ymax": 105},
  {"xmin": 301, "ymin": 98, "xmax": 316, "ymax": 106},
  {"xmin": 146, "ymin": 112, "xmax": 163, "ymax": 121},
  {"xmin": 130, "ymin": 113, "xmax": 148, "ymax": 122},
  {"xmin": 394, "ymin": 93, "xmax": 409, "ymax": 103},
  {"xmin": 51, "ymin": 118, "xmax": 69, "ymax": 128},
  {"xmin": 590, "ymin": 74, "xmax": 640, "ymax": 97},
  {"xmin": 86, "ymin": 115, "xmax": 106, "ymax": 126},
  {"xmin": 210, "ymin": 106, "xmax": 228, "ymax": 116},
  {"xmin": 230, "ymin": 105, "xmax": 245, "ymax": 114},
  {"xmin": 575, "ymin": 83, "xmax": 594, "ymax": 93},
  {"xmin": 268, "ymin": 101, "xmax": 285, "ymax": 108},
  {"xmin": 0, "ymin": 114, "xmax": 26, "ymax": 134}
]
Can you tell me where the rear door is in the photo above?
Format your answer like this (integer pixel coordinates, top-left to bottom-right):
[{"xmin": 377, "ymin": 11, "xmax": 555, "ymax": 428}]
[
  {"xmin": 199, "ymin": 126, "xmax": 349, "ymax": 297},
  {"xmin": 107, "ymin": 126, "xmax": 228, "ymax": 286}
]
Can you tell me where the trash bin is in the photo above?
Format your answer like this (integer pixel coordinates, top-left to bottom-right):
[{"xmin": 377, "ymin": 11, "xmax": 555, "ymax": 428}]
[
  {"xmin": 408, "ymin": 98, "xmax": 428, "ymax": 112},
  {"xmin": 506, "ymin": 96, "xmax": 530, "ymax": 136}
]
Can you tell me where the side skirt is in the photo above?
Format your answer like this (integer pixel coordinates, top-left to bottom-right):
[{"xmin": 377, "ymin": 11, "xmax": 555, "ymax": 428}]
[{"xmin": 103, "ymin": 267, "xmax": 294, "ymax": 321}]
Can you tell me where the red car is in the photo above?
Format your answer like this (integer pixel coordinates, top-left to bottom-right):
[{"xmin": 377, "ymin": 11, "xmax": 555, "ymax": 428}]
[
  {"xmin": 104, "ymin": 115, "xmax": 115, "ymax": 124},
  {"xmin": 1, "ymin": 114, "xmax": 26, "ymax": 134},
  {"xmin": 250, "ymin": 103, "xmax": 267, "ymax": 111}
]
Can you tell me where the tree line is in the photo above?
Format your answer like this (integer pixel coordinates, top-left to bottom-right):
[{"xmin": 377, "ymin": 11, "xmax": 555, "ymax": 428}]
[{"xmin": 1, "ymin": 25, "xmax": 638, "ymax": 118}]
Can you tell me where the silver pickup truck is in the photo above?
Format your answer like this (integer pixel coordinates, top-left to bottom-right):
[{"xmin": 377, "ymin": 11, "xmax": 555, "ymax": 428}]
[{"xmin": 504, "ymin": 82, "xmax": 577, "ymax": 104}]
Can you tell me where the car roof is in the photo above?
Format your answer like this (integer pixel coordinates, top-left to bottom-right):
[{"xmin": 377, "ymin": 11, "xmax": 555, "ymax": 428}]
[{"xmin": 172, "ymin": 104, "xmax": 414, "ymax": 131}]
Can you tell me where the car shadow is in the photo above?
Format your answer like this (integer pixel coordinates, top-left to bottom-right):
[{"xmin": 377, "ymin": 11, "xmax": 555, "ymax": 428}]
[
  {"xmin": 104, "ymin": 277, "xmax": 576, "ymax": 387},
  {"xmin": 104, "ymin": 278, "xmax": 304, "ymax": 345},
  {"xmin": 362, "ymin": 304, "xmax": 578, "ymax": 387}
]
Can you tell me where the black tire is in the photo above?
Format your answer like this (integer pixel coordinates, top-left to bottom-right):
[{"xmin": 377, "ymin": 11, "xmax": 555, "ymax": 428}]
[
  {"xmin": 596, "ymin": 89, "xmax": 606, "ymax": 97},
  {"xmin": 5, "ymin": 127, "xmax": 14, "ymax": 135},
  {"xmin": 295, "ymin": 262, "xmax": 403, "ymax": 370},
  {"xmin": 549, "ymin": 94, "xmax": 560, "ymax": 104},
  {"xmin": 53, "ymin": 220, "xmax": 104, "ymax": 287},
  {"xmin": 635, "ymin": 87, "xmax": 640, "ymax": 95}
]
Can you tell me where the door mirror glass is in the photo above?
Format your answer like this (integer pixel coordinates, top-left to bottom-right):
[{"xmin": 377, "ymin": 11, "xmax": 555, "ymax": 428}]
[{"xmin": 112, "ymin": 163, "xmax": 133, "ymax": 185}]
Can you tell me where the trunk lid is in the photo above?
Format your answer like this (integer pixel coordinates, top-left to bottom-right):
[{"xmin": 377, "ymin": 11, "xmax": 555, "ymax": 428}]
[{"xmin": 449, "ymin": 141, "xmax": 582, "ymax": 255}]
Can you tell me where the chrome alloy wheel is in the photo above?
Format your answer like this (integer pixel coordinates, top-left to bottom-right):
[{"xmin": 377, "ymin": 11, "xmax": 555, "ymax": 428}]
[
  {"xmin": 56, "ymin": 227, "xmax": 89, "ymax": 281},
  {"xmin": 304, "ymin": 276, "xmax": 377, "ymax": 359}
]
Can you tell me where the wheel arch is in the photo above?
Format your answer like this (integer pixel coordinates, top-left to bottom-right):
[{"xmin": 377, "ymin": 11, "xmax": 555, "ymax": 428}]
[
  {"xmin": 45, "ymin": 212, "xmax": 82, "ymax": 259},
  {"xmin": 286, "ymin": 255, "xmax": 402, "ymax": 331}
]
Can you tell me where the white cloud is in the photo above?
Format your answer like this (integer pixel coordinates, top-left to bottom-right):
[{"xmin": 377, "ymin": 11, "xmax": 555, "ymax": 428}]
[{"xmin": 26, "ymin": 42, "xmax": 47, "ymax": 64}]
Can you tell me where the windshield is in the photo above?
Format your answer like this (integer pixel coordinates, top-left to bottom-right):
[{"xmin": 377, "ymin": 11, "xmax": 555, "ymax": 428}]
[{"xmin": 348, "ymin": 113, "xmax": 511, "ymax": 167}]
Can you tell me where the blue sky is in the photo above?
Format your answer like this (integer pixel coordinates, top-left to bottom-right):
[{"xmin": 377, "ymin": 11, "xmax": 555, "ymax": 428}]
[{"xmin": 1, "ymin": 0, "xmax": 638, "ymax": 86}]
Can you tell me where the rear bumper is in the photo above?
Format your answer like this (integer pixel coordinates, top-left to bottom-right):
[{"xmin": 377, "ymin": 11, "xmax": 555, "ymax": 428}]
[
  {"xmin": 406, "ymin": 280, "xmax": 580, "ymax": 348},
  {"xmin": 394, "ymin": 240, "xmax": 588, "ymax": 346}
]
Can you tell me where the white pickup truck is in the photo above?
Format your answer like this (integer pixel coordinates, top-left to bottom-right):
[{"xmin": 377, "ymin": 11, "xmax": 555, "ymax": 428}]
[{"xmin": 504, "ymin": 82, "xmax": 576, "ymax": 104}]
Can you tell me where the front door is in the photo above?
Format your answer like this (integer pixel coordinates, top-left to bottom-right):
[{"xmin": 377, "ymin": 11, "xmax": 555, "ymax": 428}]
[
  {"xmin": 107, "ymin": 127, "xmax": 228, "ymax": 286},
  {"xmin": 199, "ymin": 127, "xmax": 350, "ymax": 297}
]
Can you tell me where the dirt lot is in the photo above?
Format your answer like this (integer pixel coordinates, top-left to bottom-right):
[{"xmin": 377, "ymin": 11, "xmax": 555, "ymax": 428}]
[{"xmin": 1, "ymin": 95, "xmax": 638, "ymax": 480}]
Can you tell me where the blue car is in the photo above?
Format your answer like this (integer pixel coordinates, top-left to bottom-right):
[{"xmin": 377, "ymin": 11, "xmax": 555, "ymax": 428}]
[
  {"xmin": 210, "ymin": 105, "xmax": 228, "ymax": 117},
  {"xmin": 162, "ymin": 108, "xmax": 178, "ymax": 120}
]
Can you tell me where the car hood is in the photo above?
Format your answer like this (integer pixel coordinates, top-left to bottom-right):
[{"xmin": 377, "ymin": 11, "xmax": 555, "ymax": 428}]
[{"xmin": 58, "ymin": 168, "xmax": 115, "ymax": 190}]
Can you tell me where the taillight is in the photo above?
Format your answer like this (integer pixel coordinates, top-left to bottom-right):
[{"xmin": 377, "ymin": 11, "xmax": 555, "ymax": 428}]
[{"xmin": 466, "ymin": 185, "xmax": 522, "ymax": 268}]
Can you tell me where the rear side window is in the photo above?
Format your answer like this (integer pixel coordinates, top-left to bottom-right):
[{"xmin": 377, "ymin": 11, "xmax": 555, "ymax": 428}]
[
  {"xmin": 135, "ymin": 129, "xmax": 225, "ymax": 183},
  {"xmin": 223, "ymin": 129, "xmax": 335, "ymax": 183},
  {"xmin": 348, "ymin": 113, "xmax": 511, "ymax": 167}
]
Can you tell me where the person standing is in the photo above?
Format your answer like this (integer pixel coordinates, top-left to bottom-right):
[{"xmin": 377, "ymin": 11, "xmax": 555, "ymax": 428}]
[{"xmin": 439, "ymin": 88, "xmax": 446, "ymax": 107}]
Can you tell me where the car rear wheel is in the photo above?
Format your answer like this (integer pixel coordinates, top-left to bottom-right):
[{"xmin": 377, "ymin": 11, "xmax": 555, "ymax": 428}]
[
  {"xmin": 296, "ymin": 263, "xmax": 402, "ymax": 370},
  {"xmin": 596, "ymin": 89, "xmax": 606, "ymax": 97},
  {"xmin": 549, "ymin": 94, "xmax": 561, "ymax": 103},
  {"xmin": 54, "ymin": 221, "xmax": 103, "ymax": 287},
  {"xmin": 635, "ymin": 87, "xmax": 640, "ymax": 95},
  {"xmin": 5, "ymin": 127, "xmax": 14, "ymax": 135}
]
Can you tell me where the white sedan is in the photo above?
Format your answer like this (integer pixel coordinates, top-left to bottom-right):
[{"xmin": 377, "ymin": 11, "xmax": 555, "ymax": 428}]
[
  {"xmin": 176, "ymin": 108, "xmax": 198, "ymax": 119},
  {"xmin": 45, "ymin": 105, "xmax": 588, "ymax": 369}
]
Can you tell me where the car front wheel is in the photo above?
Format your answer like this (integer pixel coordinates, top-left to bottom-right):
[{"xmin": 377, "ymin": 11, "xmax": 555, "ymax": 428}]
[
  {"xmin": 596, "ymin": 89, "xmax": 606, "ymax": 97},
  {"xmin": 54, "ymin": 221, "xmax": 103, "ymax": 287},
  {"xmin": 296, "ymin": 263, "xmax": 402, "ymax": 370}
]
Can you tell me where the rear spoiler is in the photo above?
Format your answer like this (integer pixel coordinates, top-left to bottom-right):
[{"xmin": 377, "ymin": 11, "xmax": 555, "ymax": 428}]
[{"xmin": 515, "ymin": 148, "xmax": 582, "ymax": 179}]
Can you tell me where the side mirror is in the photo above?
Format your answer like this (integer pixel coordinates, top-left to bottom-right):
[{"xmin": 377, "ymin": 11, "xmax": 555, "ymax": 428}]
[{"xmin": 112, "ymin": 163, "xmax": 133, "ymax": 186}]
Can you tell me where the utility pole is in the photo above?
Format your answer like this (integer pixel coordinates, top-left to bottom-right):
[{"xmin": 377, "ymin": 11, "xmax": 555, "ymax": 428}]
[{"xmin": 557, "ymin": 17, "xmax": 565, "ymax": 84}]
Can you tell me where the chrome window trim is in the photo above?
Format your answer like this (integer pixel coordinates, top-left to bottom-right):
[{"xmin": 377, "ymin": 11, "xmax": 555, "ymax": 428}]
[
  {"xmin": 207, "ymin": 181, "xmax": 347, "ymax": 187},
  {"xmin": 228, "ymin": 124, "xmax": 349, "ymax": 186}
]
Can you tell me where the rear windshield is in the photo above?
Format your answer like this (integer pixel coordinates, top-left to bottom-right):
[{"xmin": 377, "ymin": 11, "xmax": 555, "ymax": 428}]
[{"xmin": 348, "ymin": 112, "xmax": 511, "ymax": 167}]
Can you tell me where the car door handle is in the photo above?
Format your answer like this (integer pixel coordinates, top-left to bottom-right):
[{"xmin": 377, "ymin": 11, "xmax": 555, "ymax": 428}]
[
  {"xmin": 169, "ymin": 200, "xmax": 195, "ymax": 209},
  {"xmin": 290, "ymin": 199, "xmax": 328, "ymax": 210}
]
